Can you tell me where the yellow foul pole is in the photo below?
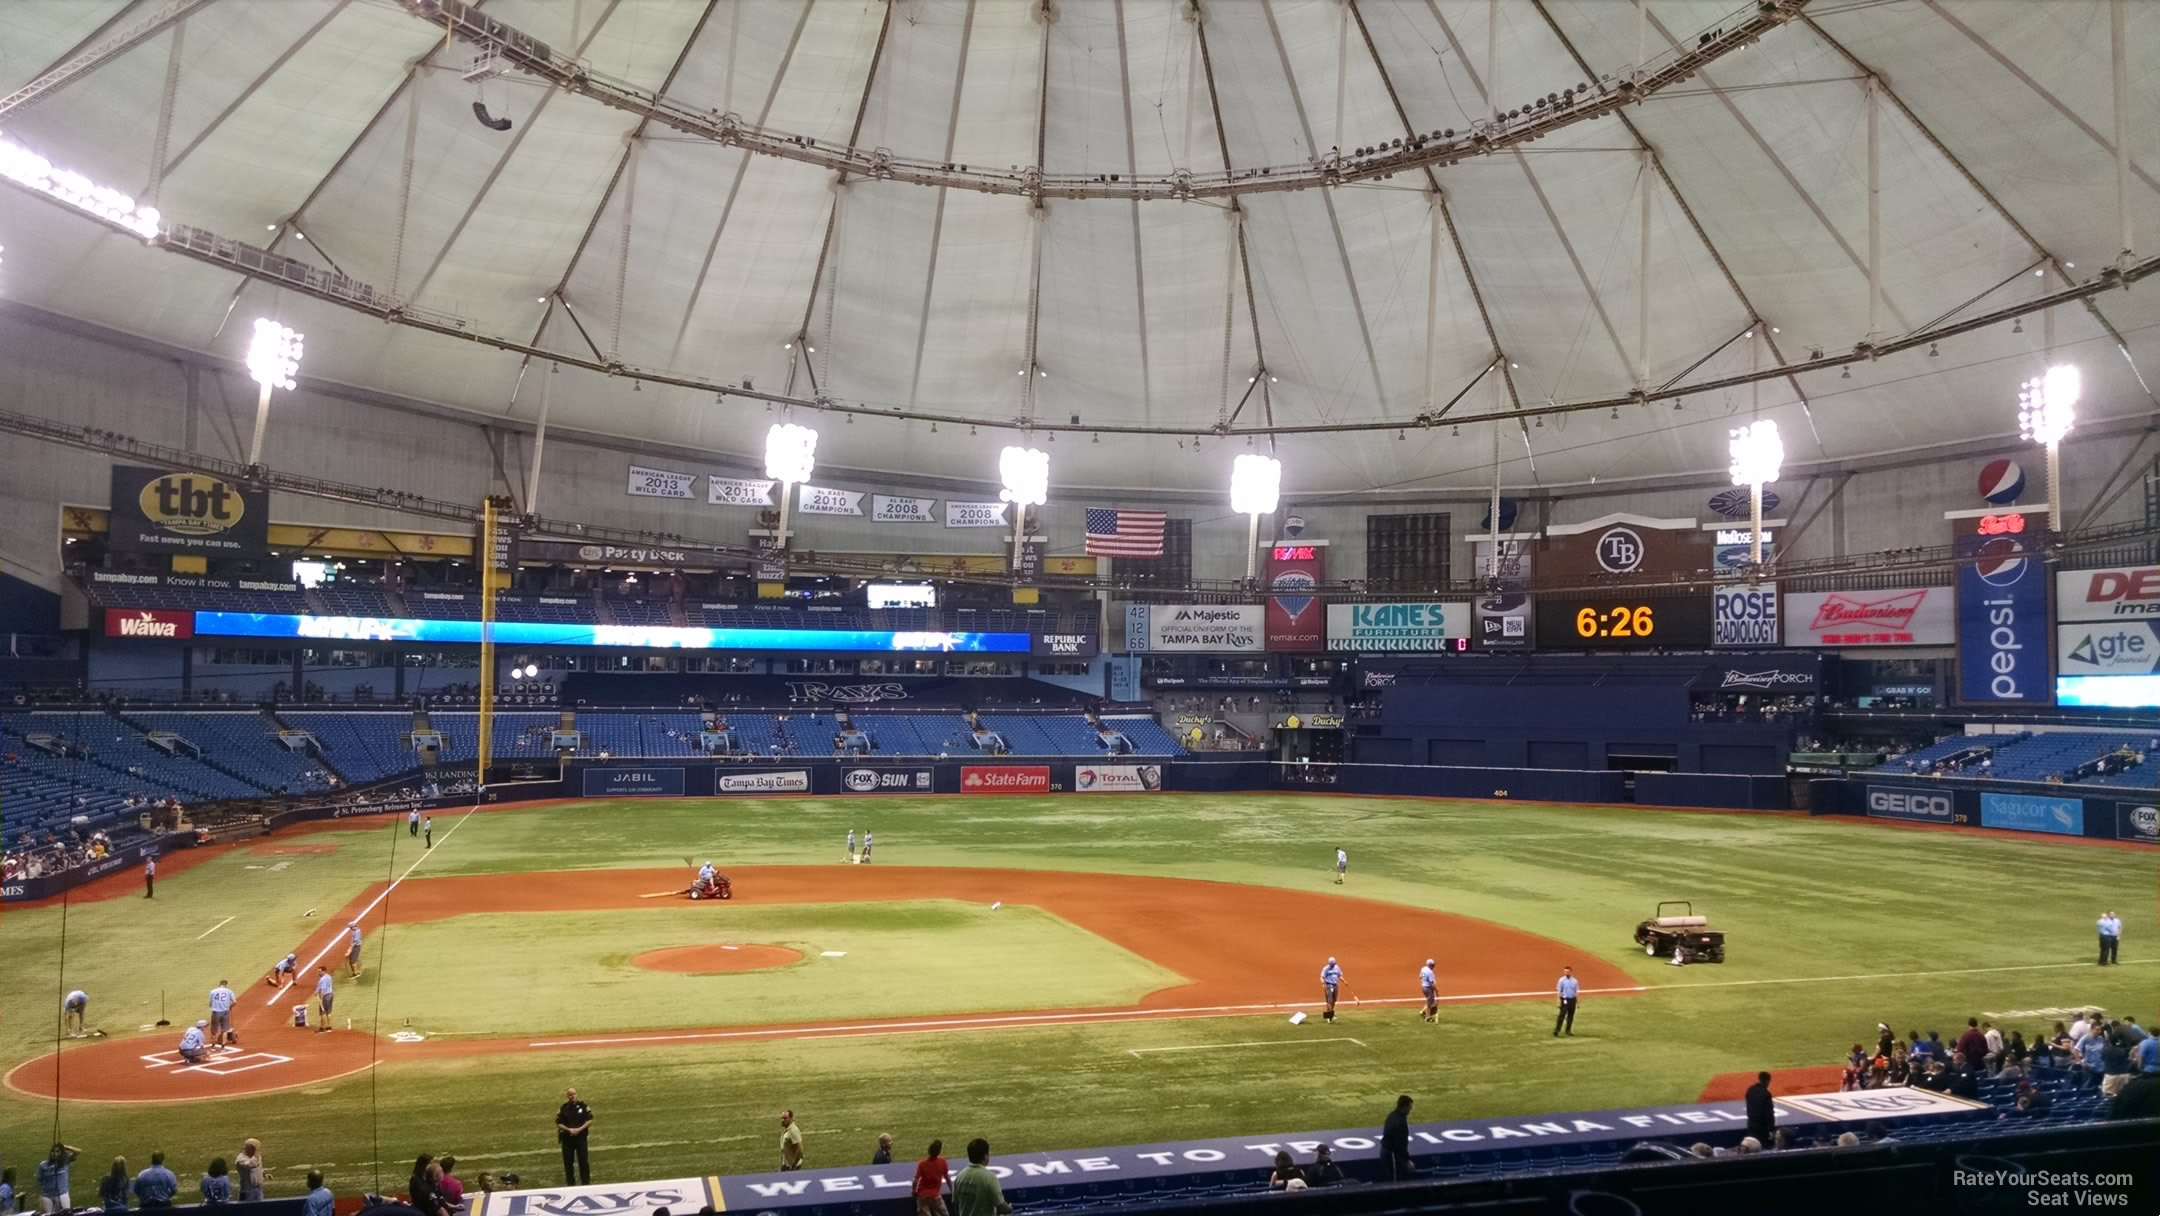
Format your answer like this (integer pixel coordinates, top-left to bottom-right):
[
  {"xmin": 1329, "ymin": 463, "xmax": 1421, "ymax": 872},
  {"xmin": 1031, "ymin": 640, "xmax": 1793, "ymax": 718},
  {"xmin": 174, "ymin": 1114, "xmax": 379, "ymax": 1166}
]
[{"xmin": 477, "ymin": 497, "xmax": 497, "ymax": 784}]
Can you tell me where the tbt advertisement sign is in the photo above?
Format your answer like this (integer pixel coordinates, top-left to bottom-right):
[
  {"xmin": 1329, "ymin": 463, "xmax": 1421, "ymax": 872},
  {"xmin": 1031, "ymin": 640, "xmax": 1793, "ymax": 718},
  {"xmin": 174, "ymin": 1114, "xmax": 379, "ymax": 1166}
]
[
  {"xmin": 1326, "ymin": 602, "xmax": 1470, "ymax": 651},
  {"xmin": 1074, "ymin": 764, "xmax": 1163, "ymax": 792},
  {"xmin": 1955, "ymin": 512, "xmax": 2051, "ymax": 703},
  {"xmin": 960, "ymin": 765, "xmax": 1051, "ymax": 794},
  {"xmin": 104, "ymin": 609, "xmax": 193, "ymax": 639},
  {"xmin": 715, "ymin": 770, "xmax": 811, "ymax": 794},
  {"xmin": 1865, "ymin": 785, "xmax": 1956, "ymax": 824},
  {"xmin": 1979, "ymin": 792, "xmax": 2084, "ymax": 836},
  {"xmin": 1123, "ymin": 604, "xmax": 1264, "ymax": 652},
  {"xmin": 1711, "ymin": 584, "xmax": 1779, "ymax": 647},
  {"xmin": 1782, "ymin": 588, "xmax": 1954, "ymax": 647},
  {"xmin": 582, "ymin": 767, "xmax": 687, "ymax": 797},
  {"xmin": 108, "ymin": 465, "xmax": 269, "ymax": 557}
]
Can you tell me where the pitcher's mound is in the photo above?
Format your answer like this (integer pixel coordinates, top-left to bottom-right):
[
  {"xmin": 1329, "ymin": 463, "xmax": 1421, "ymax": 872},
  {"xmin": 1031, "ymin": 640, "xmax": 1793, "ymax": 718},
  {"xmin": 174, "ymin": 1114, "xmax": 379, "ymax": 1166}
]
[{"xmin": 632, "ymin": 945, "xmax": 803, "ymax": 974}]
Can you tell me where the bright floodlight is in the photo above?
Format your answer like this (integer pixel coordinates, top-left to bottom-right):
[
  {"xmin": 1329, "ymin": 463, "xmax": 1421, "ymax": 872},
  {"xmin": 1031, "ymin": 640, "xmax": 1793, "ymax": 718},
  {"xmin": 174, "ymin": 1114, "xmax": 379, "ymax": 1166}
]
[
  {"xmin": 998, "ymin": 446, "xmax": 1050, "ymax": 506},
  {"xmin": 247, "ymin": 318, "xmax": 303, "ymax": 392},
  {"xmin": 1229, "ymin": 453, "xmax": 1282, "ymax": 516},
  {"xmin": 2018, "ymin": 363, "xmax": 2080, "ymax": 447},
  {"xmin": 0, "ymin": 132, "xmax": 161, "ymax": 239},
  {"xmin": 764, "ymin": 422, "xmax": 818, "ymax": 484},
  {"xmin": 1727, "ymin": 419, "xmax": 1783, "ymax": 487},
  {"xmin": 524, "ymin": 663, "xmax": 539, "ymax": 678}
]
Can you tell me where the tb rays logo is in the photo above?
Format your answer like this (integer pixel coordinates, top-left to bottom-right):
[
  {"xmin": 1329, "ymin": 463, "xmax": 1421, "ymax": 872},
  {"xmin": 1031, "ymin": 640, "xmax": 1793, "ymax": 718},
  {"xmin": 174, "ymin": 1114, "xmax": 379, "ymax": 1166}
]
[{"xmin": 1595, "ymin": 527, "xmax": 1644, "ymax": 573}]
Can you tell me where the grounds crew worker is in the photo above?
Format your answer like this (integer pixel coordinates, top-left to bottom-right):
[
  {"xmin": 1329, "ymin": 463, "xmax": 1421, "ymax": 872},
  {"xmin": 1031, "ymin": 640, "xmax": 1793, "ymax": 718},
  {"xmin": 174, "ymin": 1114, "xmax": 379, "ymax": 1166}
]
[{"xmin": 1554, "ymin": 967, "xmax": 1579, "ymax": 1037}]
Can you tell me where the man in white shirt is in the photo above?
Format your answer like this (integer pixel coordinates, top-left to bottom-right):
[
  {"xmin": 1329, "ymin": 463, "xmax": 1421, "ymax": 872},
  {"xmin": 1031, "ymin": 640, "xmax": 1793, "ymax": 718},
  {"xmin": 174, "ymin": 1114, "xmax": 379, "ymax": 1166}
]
[
  {"xmin": 1983, "ymin": 1022, "xmax": 2005, "ymax": 1072},
  {"xmin": 2071, "ymin": 1012, "xmax": 2093, "ymax": 1042}
]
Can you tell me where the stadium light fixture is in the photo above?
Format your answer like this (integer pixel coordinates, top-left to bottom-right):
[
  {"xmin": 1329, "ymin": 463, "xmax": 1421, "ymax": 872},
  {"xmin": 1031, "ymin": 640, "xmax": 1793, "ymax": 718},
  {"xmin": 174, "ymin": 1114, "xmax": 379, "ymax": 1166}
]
[
  {"xmin": 1230, "ymin": 453, "xmax": 1282, "ymax": 579},
  {"xmin": 998, "ymin": 445, "xmax": 1049, "ymax": 574},
  {"xmin": 0, "ymin": 132, "xmax": 161, "ymax": 240},
  {"xmin": 764, "ymin": 422, "xmax": 818, "ymax": 549},
  {"xmin": 1727, "ymin": 419, "xmax": 1781, "ymax": 569},
  {"xmin": 244, "ymin": 317, "xmax": 304, "ymax": 466},
  {"xmin": 2019, "ymin": 363, "xmax": 2079, "ymax": 531}
]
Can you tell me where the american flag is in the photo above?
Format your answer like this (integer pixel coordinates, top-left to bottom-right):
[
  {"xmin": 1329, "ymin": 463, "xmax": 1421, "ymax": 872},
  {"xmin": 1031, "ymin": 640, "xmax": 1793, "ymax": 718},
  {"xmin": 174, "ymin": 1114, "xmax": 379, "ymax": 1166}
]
[{"xmin": 1085, "ymin": 508, "xmax": 1168, "ymax": 557}]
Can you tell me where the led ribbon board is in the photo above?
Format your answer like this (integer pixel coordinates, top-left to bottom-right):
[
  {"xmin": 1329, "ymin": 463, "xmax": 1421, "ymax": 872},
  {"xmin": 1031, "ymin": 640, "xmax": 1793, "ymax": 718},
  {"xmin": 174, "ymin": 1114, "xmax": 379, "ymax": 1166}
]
[{"xmin": 191, "ymin": 613, "xmax": 1029, "ymax": 653}]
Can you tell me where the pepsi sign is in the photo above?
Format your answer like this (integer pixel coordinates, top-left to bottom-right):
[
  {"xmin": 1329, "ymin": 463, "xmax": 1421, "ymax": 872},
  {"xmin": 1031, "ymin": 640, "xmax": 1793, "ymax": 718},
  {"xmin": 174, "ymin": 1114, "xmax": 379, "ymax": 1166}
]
[
  {"xmin": 1955, "ymin": 513, "xmax": 2050, "ymax": 703},
  {"xmin": 1977, "ymin": 458, "xmax": 2026, "ymax": 505}
]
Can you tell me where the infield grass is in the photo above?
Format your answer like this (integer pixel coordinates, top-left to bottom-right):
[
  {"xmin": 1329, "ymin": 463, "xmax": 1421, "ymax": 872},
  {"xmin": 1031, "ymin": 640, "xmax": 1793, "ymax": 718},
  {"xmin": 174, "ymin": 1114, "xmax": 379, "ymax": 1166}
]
[{"xmin": 2, "ymin": 793, "xmax": 2153, "ymax": 1195}]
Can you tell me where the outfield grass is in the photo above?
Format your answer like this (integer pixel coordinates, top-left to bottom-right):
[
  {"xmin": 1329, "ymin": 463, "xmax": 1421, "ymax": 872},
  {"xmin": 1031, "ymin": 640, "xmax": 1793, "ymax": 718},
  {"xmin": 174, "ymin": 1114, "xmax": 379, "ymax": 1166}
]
[{"xmin": 2, "ymin": 794, "xmax": 2152, "ymax": 1195}]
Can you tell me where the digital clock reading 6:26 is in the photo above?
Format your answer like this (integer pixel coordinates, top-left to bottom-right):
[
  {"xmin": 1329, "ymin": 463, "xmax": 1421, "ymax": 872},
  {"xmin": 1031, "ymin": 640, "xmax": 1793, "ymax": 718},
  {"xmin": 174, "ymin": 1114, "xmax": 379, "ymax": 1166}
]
[{"xmin": 1534, "ymin": 596, "xmax": 1714, "ymax": 649}]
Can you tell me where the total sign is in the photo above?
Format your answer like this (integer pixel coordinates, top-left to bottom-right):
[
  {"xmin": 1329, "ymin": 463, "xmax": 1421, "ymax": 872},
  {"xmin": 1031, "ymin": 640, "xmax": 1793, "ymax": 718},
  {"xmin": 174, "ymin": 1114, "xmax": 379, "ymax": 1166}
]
[
  {"xmin": 1711, "ymin": 584, "xmax": 1778, "ymax": 647},
  {"xmin": 2057, "ymin": 621, "xmax": 2160, "ymax": 676}
]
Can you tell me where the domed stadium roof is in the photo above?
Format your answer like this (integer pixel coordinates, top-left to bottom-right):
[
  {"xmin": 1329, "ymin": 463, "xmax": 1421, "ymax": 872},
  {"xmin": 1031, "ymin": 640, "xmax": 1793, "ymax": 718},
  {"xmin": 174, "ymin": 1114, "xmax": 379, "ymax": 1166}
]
[{"xmin": 2, "ymin": 0, "xmax": 2157, "ymax": 498}]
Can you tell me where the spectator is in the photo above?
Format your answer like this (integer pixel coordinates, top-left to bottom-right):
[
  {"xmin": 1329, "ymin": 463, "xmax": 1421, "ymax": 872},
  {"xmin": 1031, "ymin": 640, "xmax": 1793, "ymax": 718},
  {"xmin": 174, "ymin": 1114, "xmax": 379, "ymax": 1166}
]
[
  {"xmin": 1834, "ymin": 1132, "xmax": 1861, "ymax": 1148},
  {"xmin": 1956, "ymin": 1019, "xmax": 1988, "ymax": 1069},
  {"xmin": 1875, "ymin": 1023, "xmax": 1896, "ymax": 1059},
  {"xmin": 2015, "ymin": 1078, "xmax": 2052, "ymax": 1115},
  {"xmin": 1381, "ymin": 1094, "xmax": 1414, "ymax": 1181},
  {"xmin": 912, "ymin": 1139, "xmax": 950, "ymax": 1216},
  {"xmin": 1266, "ymin": 1152, "xmax": 1299, "ymax": 1190},
  {"xmin": 2110, "ymin": 1074, "xmax": 2159, "ymax": 1120},
  {"xmin": 421, "ymin": 1164, "xmax": 449, "ymax": 1216},
  {"xmin": 99, "ymin": 1159, "xmax": 129, "ymax": 1213},
  {"xmin": 1686, "ymin": 1143, "xmax": 1714, "ymax": 1159},
  {"xmin": 3, "ymin": 1167, "xmax": 16, "ymax": 1216},
  {"xmin": 1302, "ymin": 1146, "xmax": 1343, "ymax": 1187},
  {"xmin": 303, "ymin": 1172, "xmax": 333, "ymax": 1216},
  {"xmin": 1884, "ymin": 1041, "xmax": 1910, "ymax": 1087},
  {"xmin": 37, "ymin": 1144, "xmax": 79, "ymax": 1214},
  {"xmin": 1839, "ymin": 1046, "xmax": 1868, "ymax": 1091},
  {"xmin": 200, "ymin": 1160, "xmax": 230, "ymax": 1206},
  {"xmin": 408, "ymin": 1155, "xmax": 437, "ymax": 1215},
  {"xmin": 1744, "ymin": 1072, "xmax": 1775, "ymax": 1144},
  {"xmin": 950, "ymin": 1140, "xmax": 1010, "ymax": 1216},
  {"xmin": 233, "ymin": 1143, "xmax": 264, "ymax": 1204},
  {"xmin": 1983, "ymin": 1021, "xmax": 2005, "ymax": 1071},
  {"xmin": 438, "ymin": 1158, "xmax": 465, "ymax": 1213},
  {"xmin": 1947, "ymin": 1054, "xmax": 1981, "ymax": 1100},
  {"xmin": 872, "ymin": 1134, "xmax": 893, "ymax": 1167},
  {"xmin": 2077, "ymin": 1025, "xmax": 2109, "ymax": 1085},
  {"xmin": 1735, "ymin": 1137, "xmax": 1762, "ymax": 1156},
  {"xmin": 778, "ymin": 1110, "xmax": 804, "ymax": 1171},
  {"xmin": 133, "ymin": 1153, "xmax": 178, "ymax": 1210}
]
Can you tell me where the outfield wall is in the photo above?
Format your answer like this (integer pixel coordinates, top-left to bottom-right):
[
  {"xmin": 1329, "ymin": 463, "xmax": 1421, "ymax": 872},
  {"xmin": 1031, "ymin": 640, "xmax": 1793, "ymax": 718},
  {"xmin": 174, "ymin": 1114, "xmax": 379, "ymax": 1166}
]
[{"xmin": 1811, "ymin": 778, "xmax": 2157, "ymax": 844}]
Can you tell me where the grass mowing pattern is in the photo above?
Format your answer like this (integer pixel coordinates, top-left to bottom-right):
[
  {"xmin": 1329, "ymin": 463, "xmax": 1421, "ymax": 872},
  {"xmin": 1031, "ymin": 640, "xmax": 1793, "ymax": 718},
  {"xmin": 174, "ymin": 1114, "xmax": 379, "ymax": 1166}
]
[{"xmin": 2, "ymin": 794, "xmax": 2151, "ymax": 1195}]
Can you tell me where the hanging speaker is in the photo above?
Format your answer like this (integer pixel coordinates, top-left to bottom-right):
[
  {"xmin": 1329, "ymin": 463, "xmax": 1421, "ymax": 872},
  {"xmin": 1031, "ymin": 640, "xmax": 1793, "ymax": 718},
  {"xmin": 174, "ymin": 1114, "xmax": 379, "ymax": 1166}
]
[{"xmin": 472, "ymin": 101, "xmax": 513, "ymax": 132}]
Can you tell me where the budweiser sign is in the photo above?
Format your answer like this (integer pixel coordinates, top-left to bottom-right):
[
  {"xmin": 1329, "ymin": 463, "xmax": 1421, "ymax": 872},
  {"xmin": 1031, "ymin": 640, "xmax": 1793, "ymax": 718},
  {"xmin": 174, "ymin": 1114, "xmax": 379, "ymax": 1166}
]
[
  {"xmin": 1783, "ymin": 588, "xmax": 1953, "ymax": 647},
  {"xmin": 105, "ymin": 609, "xmax": 193, "ymax": 639}
]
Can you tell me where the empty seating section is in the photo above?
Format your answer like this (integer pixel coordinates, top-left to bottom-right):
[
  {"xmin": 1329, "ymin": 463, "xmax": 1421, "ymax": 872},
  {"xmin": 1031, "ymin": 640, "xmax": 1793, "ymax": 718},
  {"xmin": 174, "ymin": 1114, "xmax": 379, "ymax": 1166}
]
[
  {"xmin": 607, "ymin": 597, "xmax": 675, "ymax": 625},
  {"xmin": 408, "ymin": 591, "xmax": 482, "ymax": 619},
  {"xmin": 88, "ymin": 579, "xmax": 304, "ymax": 614},
  {"xmin": 428, "ymin": 713, "xmax": 565, "ymax": 762},
  {"xmin": 4, "ymin": 711, "xmax": 257, "ymax": 810},
  {"xmin": 501, "ymin": 595, "xmax": 598, "ymax": 623},
  {"xmin": 123, "ymin": 711, "xmax": 337, "ymax": 794},
  {"xmin": 1893, "ymin": 730, "xmax": 2153, "ymax": 787},
  {"xmin": 278, "ymin": 712, "xmax": 417, "ymax": 783},
  {"xmin": 313, "ymin": 585, "xmax": 396, "ymax": 616}
]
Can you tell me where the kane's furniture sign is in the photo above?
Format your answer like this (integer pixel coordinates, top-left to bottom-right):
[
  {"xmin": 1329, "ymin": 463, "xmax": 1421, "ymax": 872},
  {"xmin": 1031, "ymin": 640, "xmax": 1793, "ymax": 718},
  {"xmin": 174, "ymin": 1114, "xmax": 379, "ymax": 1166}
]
[
  {"xmin": 583, "ymin": 767, "xmax": 687, "ymax": 797},
  {"xmin": 1864, "ymin": 785, "xmax": 1955, "ymax": 823},
  {"xmin": 1075, "ymin": 765, "xmax": 1162, "ymax": 792},
  {"xmin": 1781, "ymin": 588, "xmax": 1953, "ymax": 647},
  {"xmin": 108, "ymin": 465, "xmax": 269, "ymax": 557},
  {"xmin": 716, "ymin": 770, "xmax": 810, "ymax": 794},
  {"xmin": 1326, "ymin": 602, "xmax": 1470, "ymax": 651},
  {"xmin": 1980, "ymin": 792, "xmax": 2084, "ymax": 836},
  {"xmin": 960, "ymin": 765, "xmax": 1050, "ymax": 793},
  {"xmin": 104, "ymin": 609, "xmax": 193, "ymax": 639},
  {"xmin": 1123, "ymin": 603, "xmax": 1264, "ymax": 652},
  {"xmin": 627, "ymin": 463, "xmax": 697, "ymax": 499}
]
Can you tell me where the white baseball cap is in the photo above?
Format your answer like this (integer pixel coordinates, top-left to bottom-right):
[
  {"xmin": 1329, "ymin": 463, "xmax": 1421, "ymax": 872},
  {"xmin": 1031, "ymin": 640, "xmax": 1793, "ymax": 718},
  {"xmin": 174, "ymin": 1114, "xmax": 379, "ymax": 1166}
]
[{"xmin": 196, "ymin": 1019, "xmax": 209, "ymax": 1028}]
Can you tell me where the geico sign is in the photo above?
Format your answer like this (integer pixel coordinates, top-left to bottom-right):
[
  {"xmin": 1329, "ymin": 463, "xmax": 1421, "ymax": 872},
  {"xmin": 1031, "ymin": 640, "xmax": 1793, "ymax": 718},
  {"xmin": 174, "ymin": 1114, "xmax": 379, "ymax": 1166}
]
[{"xmin": 1869, "ymin": 790, "xmax": 1952, "ymax": 817}]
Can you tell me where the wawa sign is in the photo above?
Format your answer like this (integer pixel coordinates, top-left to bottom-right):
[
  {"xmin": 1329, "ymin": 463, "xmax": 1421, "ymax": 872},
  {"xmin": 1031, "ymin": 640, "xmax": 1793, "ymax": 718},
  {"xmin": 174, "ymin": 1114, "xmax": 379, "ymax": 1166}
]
[{"xmin": 105, "ymin": 609, "xmax": 193, "ymax": 639}]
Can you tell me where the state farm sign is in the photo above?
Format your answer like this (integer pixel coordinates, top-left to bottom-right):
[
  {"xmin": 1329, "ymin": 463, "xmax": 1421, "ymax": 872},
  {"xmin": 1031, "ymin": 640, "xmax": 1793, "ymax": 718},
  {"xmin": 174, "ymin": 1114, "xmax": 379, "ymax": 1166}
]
[
  {"xmin": 960, "ymin": 765, "xmax": 1051, "ymax": 794},
  {"xmin": 1781, "ymin": 589, "xmax": 1953, "ymax": 647},
  {"xmin": 2057, "ymin": 566, "xmax": 2160, "ymax": 622},
  {"xmin": 104, "ymin": 609, "xmax": 193, "ymax": 639}
]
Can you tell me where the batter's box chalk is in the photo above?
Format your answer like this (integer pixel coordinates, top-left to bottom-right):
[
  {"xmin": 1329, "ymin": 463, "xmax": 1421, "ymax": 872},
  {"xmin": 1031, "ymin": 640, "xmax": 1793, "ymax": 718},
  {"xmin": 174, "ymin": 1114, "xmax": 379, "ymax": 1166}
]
[{"xmin": 141, "ymin": 1049, "xmax": 294, "ymax": 1076}]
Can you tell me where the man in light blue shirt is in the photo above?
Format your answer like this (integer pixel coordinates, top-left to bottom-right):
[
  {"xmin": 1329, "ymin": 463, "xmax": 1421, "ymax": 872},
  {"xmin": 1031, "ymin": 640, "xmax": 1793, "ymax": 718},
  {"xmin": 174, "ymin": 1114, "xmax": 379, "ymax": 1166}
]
[
  {"xmin": 1418, "ymin": 960, "xmax": 1438, "ymax": 1024},
  {"xmin": 314, "ymin": 967, "xmax": 335, "ymax": 1032},
  {"xmin": 1554, "ymin": 967, "xmax": 1580, "ymax": 1037},
  {"xmin": 2136, "ymin": 1032, "xmax": 2158, "ymax": 1076},
  {"xmin": 2077, "ymin": 1026, "xmax": 2107, "ymax": 1082},
  {"xmin": 346, "ymin": 923, "xmax": 364, "ymax": 977},
  {"xmin": 63, "ymin": 990, "xmax": 88, "ymax": 1038},
  {"xmin": 1319, "ymin": 958, "xmax": 1344, "ymax": 1023},
  {"xmin": 133, "ymin": 1152, "xmax": 178, "ymax": 1209},
  {"xmin": 208, "ymin": 981, "xmax": 236, "ymax": 1047},
  {"xmin": 302, "ymin": 1172, "xmax": 332, "ymax": 1216},
  {"xmin": 177, "ymin": 1021, "xmax": 209, "ymax": 1064},
  {"xmin": 2097, "ymin": 911, "xmax": 2121, "ymax": 966}
]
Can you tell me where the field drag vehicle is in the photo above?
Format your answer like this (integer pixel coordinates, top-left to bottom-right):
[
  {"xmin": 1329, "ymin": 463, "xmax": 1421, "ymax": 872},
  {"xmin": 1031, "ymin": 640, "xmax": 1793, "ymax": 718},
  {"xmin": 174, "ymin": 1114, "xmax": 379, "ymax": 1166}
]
[
  {"xmin": 689, "ymin": 871, "xmax": 733, "ymax": 900},
  {"xmin": 1634, "ymin": 900, "xmax": 1725, "ymax": 964}
]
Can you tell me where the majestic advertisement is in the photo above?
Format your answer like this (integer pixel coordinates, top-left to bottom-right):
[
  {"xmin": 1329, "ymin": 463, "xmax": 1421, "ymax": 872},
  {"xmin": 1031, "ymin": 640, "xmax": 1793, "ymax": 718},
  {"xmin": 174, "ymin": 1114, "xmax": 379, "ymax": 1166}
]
[
  {"xmin": 1955, "ymin": 512, "xmax": 2051, "ymax": 703},
  {"xmin": 715, "ymin": 770, "xmax": 811, "ymax": 795},
  {"xmin": 627, "ymin": 463, "xmax": 697, "ymax": 499},
  {"xmin": 1781, "ymin": 588, "xmax": 1955, "ymax": 647},
  {"xmin": 2117, "ymin": 802, "xmax": 2158, "ymax": 844},
  {"xmin": 842, "ymin": 768, "xmax": 935, "ymax": 793},
  {"xmin": 1711, "ymin": 584, "xmax": 1779, "ymax": 647},
  {"xmin": 2056, "ymin": 621, "xmax": 2160, "ymax": 676},
  {"xmin": 1031, "ymin": 632, "xmax": 1099, "ymax": 659},
  {"xmin": 1073, "ymin": 764, "xmax": 1163, "ymax": 792},
  {"xmin": 2055, "ymin": 565, "xmax": 2160, "ymax": 621},
  {"xmin": 1266, "ymin": 596, "xmax": 1325, "ymax": 652},
  {"xmin": 960, "ymin": 765, "xmax": 1051, "ymax": 794},
  {"xmin": 1122, "ymin": 604, "xmax": 1264, "ymax": 652},
  {"xmin": 108, "ymin": 465, "xmax": 269, "ymax": 557},
  {"xmin": 104, "ymin": 609, "xmax": 193, "ymax": 639},
  {"xmin": 190, "ymin": 613, "xmax": 1031, "ymax": 653},
  {"xmin": 1865, "ymin": 786, "xmax": 1956, "ymax": 824},
  {"xmin": 582, "ymin": 767, "xmax": 687, "ymax": 797},
  {"xmin": 1325, "ymin": 602, "xmax": 1470, "ymax": 651},
  {"xmin": 1980, "ymin": 792, "xmax": 2084, "ymax": 836}
]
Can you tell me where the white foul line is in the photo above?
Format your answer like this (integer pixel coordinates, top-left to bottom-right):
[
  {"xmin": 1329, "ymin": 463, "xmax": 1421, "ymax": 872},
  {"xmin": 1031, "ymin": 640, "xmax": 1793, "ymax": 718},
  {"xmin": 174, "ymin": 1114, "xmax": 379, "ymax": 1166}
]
[
  {"xmin": 261, "ymin": 804, "xmax": 481, "ymax": 1006},
  {"xmin": 195, "ymin": 916, "xmax": 235, "ymax": 940},
  {"xmin": 1128, "ymin": 1037, "xmax": 1368, "ymax": 1057}
]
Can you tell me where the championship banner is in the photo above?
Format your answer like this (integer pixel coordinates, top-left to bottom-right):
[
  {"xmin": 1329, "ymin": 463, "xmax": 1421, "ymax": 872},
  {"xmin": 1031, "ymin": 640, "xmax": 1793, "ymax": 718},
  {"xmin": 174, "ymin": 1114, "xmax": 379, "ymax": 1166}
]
[
  {"xmin": 2056, "ymin": 565, "xmax": 2160, "ymax": 622},
  {"xmin": 708, "ymin": 477, "xmax": 776, "ymax": 507},
  {"xmin": 2056, "ymin": 621, "xmax": 2160, "ymax": 676},
  {"xmin": 1711, "ymin": 584, "xmax": 1779, "ymax": 647},
  {"xmin": 946, "ymin": 500, "xmax": 1008, "ymax": 528},
  {"xmin": 1122, "ymin": 603, "xmax": 1264, "ymax": 652},
  {"xmin": 797, "ymin": 486, "xmax": 865, "ymax": 516},
  {"xmin": 1955, "ymin": 511, "xmax": 2051, "ymax": 703},
  {"xmin": 108, "ymin": 465, "xmax": 268, "ymax": 558},
  {"xmin": 715, "ymin": 770, "xmax": 811, "ymax": 794},
  {"xmin": 1326, "ymin": 602, "xmax": 1470, "ymax": 651},
  {"xmin": 871, "ymin": 495, "xmax": 937, "ymax": 524},
  {"xmin": 1782, "ymin": 588, "xmax": 1954, "ymax": 647},
  {"xmin": 627, "ymin": 463, "xmax": 697, "ymax": 499},
  {"xmin": 1074, "ymin": 764, "xmax": 1162, "ymax": 792}
]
